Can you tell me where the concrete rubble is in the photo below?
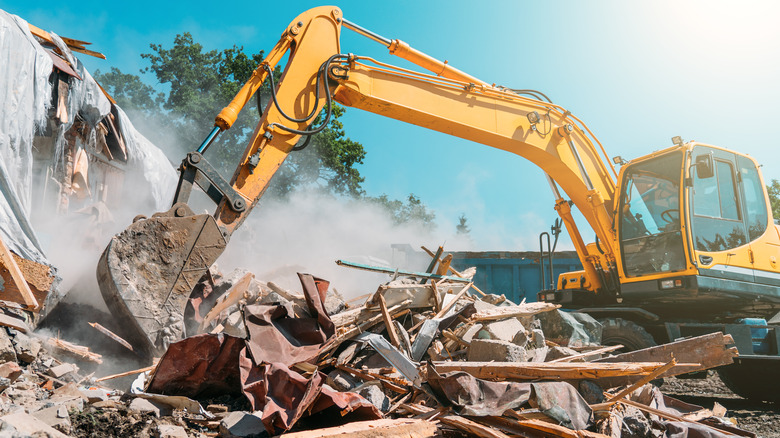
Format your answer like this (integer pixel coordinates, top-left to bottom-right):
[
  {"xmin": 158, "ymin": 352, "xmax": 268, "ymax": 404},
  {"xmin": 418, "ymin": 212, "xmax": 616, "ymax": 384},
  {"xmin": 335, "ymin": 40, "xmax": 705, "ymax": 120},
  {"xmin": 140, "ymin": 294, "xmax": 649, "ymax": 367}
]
[{"xmin": 0, "ymin": 254, "xmax": 745, "ymax": 437}]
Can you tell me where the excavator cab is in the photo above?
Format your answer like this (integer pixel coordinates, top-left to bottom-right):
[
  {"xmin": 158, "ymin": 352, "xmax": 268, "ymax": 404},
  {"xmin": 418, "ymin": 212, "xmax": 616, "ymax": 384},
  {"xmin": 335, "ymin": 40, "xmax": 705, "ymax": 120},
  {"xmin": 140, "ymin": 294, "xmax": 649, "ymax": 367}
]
[{"xmin": 607, "ymin": 142, "xmax": 780, "ymax": 319}]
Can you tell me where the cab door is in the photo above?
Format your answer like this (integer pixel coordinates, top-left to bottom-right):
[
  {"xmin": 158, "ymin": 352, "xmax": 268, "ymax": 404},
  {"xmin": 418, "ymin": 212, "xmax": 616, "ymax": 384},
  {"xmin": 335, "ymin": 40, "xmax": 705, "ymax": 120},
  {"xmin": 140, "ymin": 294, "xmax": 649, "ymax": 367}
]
[
  {"xmin": 736, "ymin": 155, "xmax": 780, "ymax": 286},
  {"xmin": 688, "ymin": 146, "xmax": 754, "ymax": 282}
]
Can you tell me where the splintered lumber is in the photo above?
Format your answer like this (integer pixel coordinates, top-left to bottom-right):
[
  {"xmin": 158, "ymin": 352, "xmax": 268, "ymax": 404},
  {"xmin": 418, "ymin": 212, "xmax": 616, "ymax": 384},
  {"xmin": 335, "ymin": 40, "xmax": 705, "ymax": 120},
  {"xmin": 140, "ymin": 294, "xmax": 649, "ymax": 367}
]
[
  {"xmin": 474, "ymin": 415, "xmax": 609, "ymax": 438},
  {"xmin": 95, "ymin": 364, "xmax": 156, "ymax": 382},
  {"xmin": 335, "ymin": 364, "xmax": 409, "ymax": 394},
  {"xmin": 199, "ymin": 272, "xmax": 253, "ymax": 331},
  {"xmin": 435, "ymin": 254, "xmax": 453, "ymax": 277},
  {"xmin": 89, "ymin": 322, "xmax": 134, "ymax": 352},
  {"xmin": 430, "ymin": 280, "xmax": 441, "ymax": 313},
  {"xmin": 279, "ymin": 418, "xmax": 438, "ymax": 438},
  {"xmin": 434, "ymin": 282, "xmax": 473, "ymax": 318},
  {"xmin": 471, "ymin": 302, "xmax": 560, "ymax": 321},
  {"xmin": 422, "ymin": 245, "xmax": 487, "ymax": 296},
  {"xmin": 336, "ymin": 259, "xmax": 470, "ymax": 283},
  {"xmin": 47, "ymin": 338, "xmax": 102, "ymax": 364},
  {"xmin": 402, "ymin": 403, "xmax": 511, "ymax": 438},
  {"xmin": 0, "ymin": 236, "xmax": 37, "ymax": 310},
  {"xmin": 595, "ymin": 332, "xmax": 738, "ymax": 386},
  {"xmin": 549, "ymin": 344, "xmax": 624, "ymax": 363},
  {"xmin": 377, "ymin": 294, "xmax": 401, "ymax": 349},
  {"xmin": 432, "ymin": 361, "xmax": 701, "ymax": 381},
  {"xmin": 602, "ymin": 359, "xmax": 677, "ymax": 407},
  {"xmin": 320, "ymin": 301, "xmax": 411, "ymax": 356},
  {"xmin": 613, "ymin": 399, "xmax": 745, "ymax": 437}
]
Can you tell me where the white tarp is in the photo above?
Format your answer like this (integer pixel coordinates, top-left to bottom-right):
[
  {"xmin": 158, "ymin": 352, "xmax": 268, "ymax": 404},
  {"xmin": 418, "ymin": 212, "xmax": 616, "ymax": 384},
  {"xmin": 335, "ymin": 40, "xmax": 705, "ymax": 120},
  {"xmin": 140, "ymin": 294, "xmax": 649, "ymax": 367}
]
[
  {"xmin": 0, "ymin": 9, "xmax": 177, "ymax": 266},
  {"xmin": 0, "ymin": 11, "xmax": 53, "ymax": 264},
  {"xmin": 116, "ymin": 106, "xmax": 177, "ymax": 210}
]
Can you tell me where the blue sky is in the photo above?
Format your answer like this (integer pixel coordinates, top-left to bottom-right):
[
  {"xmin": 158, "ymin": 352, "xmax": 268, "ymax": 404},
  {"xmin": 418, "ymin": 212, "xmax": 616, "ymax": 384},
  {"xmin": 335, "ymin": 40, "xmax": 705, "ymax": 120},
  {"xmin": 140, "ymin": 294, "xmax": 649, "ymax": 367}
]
[{"xmin": 5, "ymin": 0, "xmax": 780, "ymax": 251}]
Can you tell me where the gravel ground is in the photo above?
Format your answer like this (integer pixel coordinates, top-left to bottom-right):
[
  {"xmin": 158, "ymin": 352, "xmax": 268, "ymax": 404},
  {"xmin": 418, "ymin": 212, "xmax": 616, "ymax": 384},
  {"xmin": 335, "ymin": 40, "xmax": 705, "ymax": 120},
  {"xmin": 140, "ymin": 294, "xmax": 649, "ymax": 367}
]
[{"xmin": 661, "ymin": 372, "xmax": 780, "ymax": 438}]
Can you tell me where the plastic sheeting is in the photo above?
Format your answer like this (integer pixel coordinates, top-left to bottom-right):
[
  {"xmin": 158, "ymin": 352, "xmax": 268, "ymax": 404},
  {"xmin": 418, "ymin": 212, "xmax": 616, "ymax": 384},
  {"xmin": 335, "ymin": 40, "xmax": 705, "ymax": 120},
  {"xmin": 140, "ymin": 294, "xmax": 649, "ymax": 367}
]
[
  {"xmin": 0, "ymin": 11, "xmax": 53, "ymax": 264},
  {"xmin": 115, "ymin": 106, "xmax": 176, "ymax": 211},
  {"xmin": 0, "ymin": 9, "xmax": 177, "ymax": 267}
]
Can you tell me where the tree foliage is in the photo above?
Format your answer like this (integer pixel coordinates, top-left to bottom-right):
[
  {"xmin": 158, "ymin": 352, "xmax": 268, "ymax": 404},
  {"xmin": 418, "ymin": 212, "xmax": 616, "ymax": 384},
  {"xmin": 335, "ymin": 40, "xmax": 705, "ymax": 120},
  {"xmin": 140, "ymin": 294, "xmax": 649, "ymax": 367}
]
[
  {"xmin": 456, "ymin": 214, "xmax": 471, "ymax": 235},
  {"xmin": 96, "ymin": 32, "xmax": 435, "ymax": 225},
  {"xmin": 768, "ymin": 179, "xmax": 780, "ymax": 221},
  {"xmin": 96, "ymin": 32, "xmax": 365, "ymax": 196},
  {"xmin": 366, "ymin": 194, "xmax": 436, "ymax": 230}
]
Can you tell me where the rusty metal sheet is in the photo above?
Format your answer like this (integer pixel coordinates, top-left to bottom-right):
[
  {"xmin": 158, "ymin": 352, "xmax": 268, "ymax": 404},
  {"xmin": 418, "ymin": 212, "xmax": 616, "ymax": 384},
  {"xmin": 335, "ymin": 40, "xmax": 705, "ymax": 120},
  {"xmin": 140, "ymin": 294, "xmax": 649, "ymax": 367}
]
[
  {"xmin": 44, "ymin": 49, "xmax": 81, "ymax": 79},
  {"xmin": 243, "ymin": 274, "xmax": 334, "ymax": 365},
  {"xmin": 146, "ymin": 333, "xmax": 244, "ymax": 398}
]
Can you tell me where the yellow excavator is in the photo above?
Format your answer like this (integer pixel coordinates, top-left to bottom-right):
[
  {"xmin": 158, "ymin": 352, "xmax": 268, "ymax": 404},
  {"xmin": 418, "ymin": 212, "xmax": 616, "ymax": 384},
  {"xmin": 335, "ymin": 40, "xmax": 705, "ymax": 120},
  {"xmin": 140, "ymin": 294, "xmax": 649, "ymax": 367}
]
[{"xmin": 96, "ymin": 6, "xmax": 780, "ymax": 400}]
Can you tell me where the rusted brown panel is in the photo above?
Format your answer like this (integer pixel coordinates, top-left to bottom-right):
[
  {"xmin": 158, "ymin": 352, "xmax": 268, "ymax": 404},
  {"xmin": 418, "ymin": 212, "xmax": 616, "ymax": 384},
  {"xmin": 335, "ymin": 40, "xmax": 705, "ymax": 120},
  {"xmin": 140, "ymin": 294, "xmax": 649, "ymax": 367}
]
[{"xmin": 146, "ymin": 333, "xmax": 244, "ymax": 398}]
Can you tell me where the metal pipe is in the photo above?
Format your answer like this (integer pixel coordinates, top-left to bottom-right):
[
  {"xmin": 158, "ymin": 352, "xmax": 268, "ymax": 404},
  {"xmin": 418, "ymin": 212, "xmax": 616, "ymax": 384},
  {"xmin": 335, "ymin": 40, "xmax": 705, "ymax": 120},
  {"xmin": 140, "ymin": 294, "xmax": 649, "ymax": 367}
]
[
  {"xmin": 546, "ymin": 174, "xmax": 562, "ymax": 199},
  {"xmin": 342, "ymin": 18, "xmax": 392, "ymax": 47},
  {"xmin": 197, "ymin": 126, "xmax": 221, "ymax": 154},
  {"xmin": 567, "ymin": 139, "xmax": 595, "ymax": 190}
]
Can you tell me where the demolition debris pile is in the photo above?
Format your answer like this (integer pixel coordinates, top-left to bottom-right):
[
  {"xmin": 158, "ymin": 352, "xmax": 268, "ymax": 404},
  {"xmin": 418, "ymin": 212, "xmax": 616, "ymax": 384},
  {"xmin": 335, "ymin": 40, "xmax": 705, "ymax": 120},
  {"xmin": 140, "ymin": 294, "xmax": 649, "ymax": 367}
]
[{"xmin": 0, "ymin": 252, "xmax": 756, "ymax": 438}]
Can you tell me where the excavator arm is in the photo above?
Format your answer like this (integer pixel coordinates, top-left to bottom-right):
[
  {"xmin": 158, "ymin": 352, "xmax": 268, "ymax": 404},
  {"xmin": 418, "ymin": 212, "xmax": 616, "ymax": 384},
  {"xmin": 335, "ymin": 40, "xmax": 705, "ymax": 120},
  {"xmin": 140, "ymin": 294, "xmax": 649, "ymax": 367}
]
[
  {"xmin": 213, "ymin": 6, "xmax": 619, "ymax": 286},
  {"xmin": 97, "ymin": 6, "xmax": 620, "ymax": 358}
]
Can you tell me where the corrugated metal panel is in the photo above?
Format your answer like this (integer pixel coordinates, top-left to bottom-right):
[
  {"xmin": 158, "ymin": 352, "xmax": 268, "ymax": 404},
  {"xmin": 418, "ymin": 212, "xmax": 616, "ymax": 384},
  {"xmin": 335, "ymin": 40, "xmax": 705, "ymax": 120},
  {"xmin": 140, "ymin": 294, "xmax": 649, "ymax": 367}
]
[{"xmin": 450, "ymin": 251, "xmax": 582, "ymax": 303}]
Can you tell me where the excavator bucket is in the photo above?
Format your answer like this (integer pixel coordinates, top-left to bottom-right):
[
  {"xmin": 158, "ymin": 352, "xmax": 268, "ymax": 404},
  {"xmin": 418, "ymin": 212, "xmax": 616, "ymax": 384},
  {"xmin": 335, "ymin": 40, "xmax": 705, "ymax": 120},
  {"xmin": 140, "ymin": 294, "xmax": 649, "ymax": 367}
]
[{"xmin": 96, "ymin": 203, "xmax": 226, "ymax": 358}]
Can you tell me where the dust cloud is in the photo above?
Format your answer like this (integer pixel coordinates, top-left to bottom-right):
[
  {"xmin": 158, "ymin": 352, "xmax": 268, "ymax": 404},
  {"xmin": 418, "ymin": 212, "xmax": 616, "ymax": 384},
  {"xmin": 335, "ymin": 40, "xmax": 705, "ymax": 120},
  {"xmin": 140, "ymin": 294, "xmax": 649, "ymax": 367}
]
[{"xmin": 219, "ymin": 189, "xmax": 474, "ymax": 299}]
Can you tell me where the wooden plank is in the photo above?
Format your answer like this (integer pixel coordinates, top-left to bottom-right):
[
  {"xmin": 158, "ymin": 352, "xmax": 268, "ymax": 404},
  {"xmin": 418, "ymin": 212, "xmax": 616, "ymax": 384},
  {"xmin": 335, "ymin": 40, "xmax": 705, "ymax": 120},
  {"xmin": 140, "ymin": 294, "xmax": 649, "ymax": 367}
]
[
  {"xmin": 88, "ymin": 322, "xmax": 134, "ymax": 352},
  {"xmin": 603, "ymin": 359, "xmax": 676, "ymax": 406},
  {"xmin": 430, "ymin": 280, "xmax": 441, "ymax": 313},
  {"xmin": 280, "ymin": 418, "xmax": 438, "ymax": 438},
  {"xmin": 614, "ymin": 399, "xmax": 745, "ymax": 437},
  {"xmin": 421, "ymin": 245, "xmax": 487, "ymax": 296},
  {"xmin": 95, "ymin": 364, "xmax": 156, "ymax": 382},
  {"xmin": 595, "ymin": 332, "xmax": 738, "ymax": 386},
  {"xmin": 377, "ymin": 294, "xmax": 401, "ymax": 349},
  {"xmin": 435, "ymin": 254, "xmax": 453, "ymax": 277},
  {"xmin": 402, "ymin": 404, "xmax": 511, "ymax": 438},
  {"xmin": 432, "ymin": 361, "xmax": 701, "ymax": 381},
  {"xmin": 0, "ymin": 236, "xmax": 37, "ymax": 310},
  {"xmin": 476, "ymin": 415, "xmax": 610, "ymax": 438},
  {"xmin": 335, "ymin": 364, "xmax": 409, "ymax": 394},
  {"xmin": 471, "ymin": 302, "xmax": 560, "ymax": 321},
  {"xmin": 549, "ymin": 344, "xmax": 624, "ymax": 363},
  {"xmin": 199, "ymin": 273, "xmax": 253, "ymax": 331}
]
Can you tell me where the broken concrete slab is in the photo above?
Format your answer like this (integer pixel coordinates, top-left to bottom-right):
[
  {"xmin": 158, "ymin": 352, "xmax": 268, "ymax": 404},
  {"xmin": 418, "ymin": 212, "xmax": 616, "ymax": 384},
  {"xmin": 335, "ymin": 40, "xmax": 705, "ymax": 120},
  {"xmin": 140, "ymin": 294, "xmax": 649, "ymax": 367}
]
[
  {"xmin": 46, "ymin": 363, "xmax": 78, "ymax": 379},
  {"xmin": 545, "ymin": 346, "xmax": 582, "ymax": 362},
  {"xmin": 326, "ymin": 369, "xmax": 360, "ymax": 392},
  {"xmin": 477, "ymin": 318, "xmax": 525, "ymax": 343},
  {"xmin": 48, "ymin": 396, "xmax": 84, "ymax": 413},
  {"xmin": 0, "ymin": 329, "xmax": 17, "ymax": 363},
  {"xmin": 467, "ymin": 339, "xmax": 527, "ymax": 362},
  {"xmin": 355, "ymin": 382, "xmax": 390, "ymax": 412},
  {"xmin": 535, "ymin": 310, "xmax": 601, "ymax": 347},
  {"xmin": 31, "ymin": 404, "xmax": 70, "ymax": 434},
  {"xmin": 0, "ymin": 411, "xmax": 68, "ymax": 438},
  {"xmin": 10, "ymin": 331, "xmax": 41, "ymax": 363},
  {"xmin": 157, "ymin": 424, "xmax": 189, "ymax": 438},
  {"xmin": 0, "ymin": 361, "xmax": 22, "ymax": 382},
  {"xmin": 129, "ymin": 397, "xmax": 168, "ymax": 417},
  {"xmin": 218, "ymin": 411, "xmax": 266, "ymax": 438}
]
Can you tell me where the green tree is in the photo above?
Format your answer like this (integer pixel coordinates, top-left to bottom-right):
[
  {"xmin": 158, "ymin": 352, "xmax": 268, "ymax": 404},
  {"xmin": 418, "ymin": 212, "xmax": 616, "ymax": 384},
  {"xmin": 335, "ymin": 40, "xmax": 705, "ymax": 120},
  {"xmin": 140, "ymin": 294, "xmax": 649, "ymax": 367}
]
[
  {"xmin": 96, "ymin": 32, "xmax": 365, "ymax": 196},
  {"xmin": 768, "ymin": 179, "xmax": 780, "ymax": 220},
  {"xmin": 456, "ymin": 214, "xmax": 471, "ymax": 235},
  {"xmin": 366, "ymin": 194, "xmax": 436, "ymax": 230}
]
